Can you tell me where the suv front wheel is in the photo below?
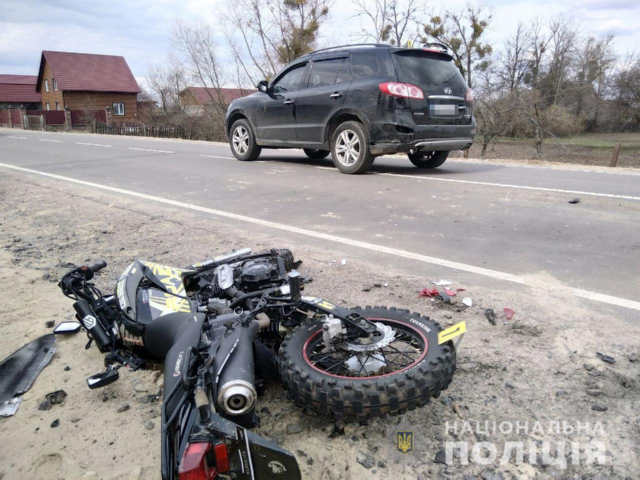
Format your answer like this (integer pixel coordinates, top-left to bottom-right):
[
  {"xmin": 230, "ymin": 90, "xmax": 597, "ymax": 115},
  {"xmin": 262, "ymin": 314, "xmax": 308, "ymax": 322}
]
[
  {"xmin": 330, "ymin": 121, "xmax": 373, "ymax": 174},
  {"xmin": 408, "ymin": 150, "xmax": 448, "ymax": 169},
  {"xmin": 230, "ymin": 119, "xmax": 261, "ymax": 161}
]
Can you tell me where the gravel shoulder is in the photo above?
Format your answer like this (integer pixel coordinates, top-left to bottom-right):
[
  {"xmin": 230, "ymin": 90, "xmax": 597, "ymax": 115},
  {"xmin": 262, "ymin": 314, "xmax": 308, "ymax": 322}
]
[{"xmin": 0, "ymin": 172, "xmax": 638, "ymax": 480}]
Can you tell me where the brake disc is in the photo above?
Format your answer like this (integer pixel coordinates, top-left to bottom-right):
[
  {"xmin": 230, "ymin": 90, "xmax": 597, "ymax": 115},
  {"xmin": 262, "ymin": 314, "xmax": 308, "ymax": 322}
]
[{"xmin": 345, "ymin": 322, "xmax": 395, "ymax": 352}]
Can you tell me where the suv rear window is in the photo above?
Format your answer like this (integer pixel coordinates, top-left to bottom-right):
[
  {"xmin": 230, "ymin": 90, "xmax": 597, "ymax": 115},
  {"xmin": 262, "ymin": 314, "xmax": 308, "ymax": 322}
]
[
  {"xmin": 393, "ymin": 51, "xmax": 467, "ymax": 94},
  {"xmin": 351, "ymin": 51, "xmax": 395, "ymax": 79}
]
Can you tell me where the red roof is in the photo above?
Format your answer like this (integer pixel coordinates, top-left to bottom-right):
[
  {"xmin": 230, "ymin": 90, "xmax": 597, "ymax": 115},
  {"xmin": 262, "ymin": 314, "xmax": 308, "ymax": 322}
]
[
  {"xmin": 37, "ymin": 51, "xmax": 140, "ymax": 94},
  {"xmin": 183, "ymin": 87, "xmax": 254, "ymax": 105},
  {"xmin": 0, "ymin": 74, "xmax": 41, "ymax": 103}
]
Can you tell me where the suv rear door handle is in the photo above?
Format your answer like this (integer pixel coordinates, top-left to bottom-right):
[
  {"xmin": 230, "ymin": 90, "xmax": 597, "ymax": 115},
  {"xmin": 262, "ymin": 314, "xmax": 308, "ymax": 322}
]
[
  {"xmin": 329, "ymin": 92, "xmax": 342, "ymax": 99},
  {"xmin": 283, "ymin": 99, "xmax": 294, "ymax": 105}
]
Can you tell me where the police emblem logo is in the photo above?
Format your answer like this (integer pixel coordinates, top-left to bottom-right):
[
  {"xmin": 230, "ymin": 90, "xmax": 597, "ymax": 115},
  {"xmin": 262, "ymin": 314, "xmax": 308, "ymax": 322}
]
[{"xmin": 396, "ymin": 431, "xmax": 413, "ymax": 453}]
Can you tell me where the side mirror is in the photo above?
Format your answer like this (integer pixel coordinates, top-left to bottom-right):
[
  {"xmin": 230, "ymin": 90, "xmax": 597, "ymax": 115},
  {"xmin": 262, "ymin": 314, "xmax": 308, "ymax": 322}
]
[
  {"xmin": 53, "ymin": 320, "xmax": 82, "ymax": 334},
  {"xmin": 87, "ymin": 367, "xmax": 119, "ymax": 389},
  {"xmin": 257, "ymin": 80, "xmax": 269, "ymax": 93}
]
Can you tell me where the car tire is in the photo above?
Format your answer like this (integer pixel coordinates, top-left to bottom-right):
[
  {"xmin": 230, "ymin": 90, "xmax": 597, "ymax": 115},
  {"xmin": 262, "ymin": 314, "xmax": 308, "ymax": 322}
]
[
  {"xmin": 330, "ymin": 121, "xmax": 373, "ymax": 174},
  {"xmin": 408, "ymin": 151, "xmax": 448, "ymax": 169},
  {"xmin": 229, "ymin": 119, "xmax": 261, "ymax": 161},
  {"xmin": 303, "ymin": 148, "xmax": 330, "ymax": 160}
]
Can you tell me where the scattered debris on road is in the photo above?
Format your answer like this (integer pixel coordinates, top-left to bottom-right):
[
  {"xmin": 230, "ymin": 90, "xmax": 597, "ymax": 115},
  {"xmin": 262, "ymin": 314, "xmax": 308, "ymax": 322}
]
[
  {"xmin": 503, "ymin": 307, "xmax": 515, "ymax": 321},
  {"xmin": 596, "ymin": 352, "xmax": 616, "ymax": 364},
  {"xmin": 485, "ymin": 308, "xmax": 497, "ymax": 325},
  {"xmin": 0, "ymin": 334, "xmax": 56, "ymax": 416},
  {"xmin": 433, "ymin": 280, "xmax": 452, "ymax": 286},
  {"xmin": 568, "ymin": 198, "xmax": 581, "ymax": 204},
  {"xmin": 462, "ymin": 297, "xmax": 473, "ymax": 307}
]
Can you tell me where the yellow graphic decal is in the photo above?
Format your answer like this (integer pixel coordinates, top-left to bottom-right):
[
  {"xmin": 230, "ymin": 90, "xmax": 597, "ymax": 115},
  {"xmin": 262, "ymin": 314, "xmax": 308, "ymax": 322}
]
[
  {"xmin": 397, "ymin": 432, "xmax": 413, "ymax": 453},
  {"xmin": 438, "ymin": 321, "xmax": 466, "ymax": 344},
  {"xmin": 317, "ymin": 300, "xmax": 335, "ymax": 310},
  {"xmin": 142, "ymin": 261, "xmax": 192, "ymax": 314}
]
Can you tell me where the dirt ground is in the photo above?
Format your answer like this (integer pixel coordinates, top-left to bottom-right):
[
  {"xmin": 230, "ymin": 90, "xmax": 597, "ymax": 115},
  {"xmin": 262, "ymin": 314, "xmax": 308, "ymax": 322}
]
[
  {"xmin": 455, "ymin": 141, "xmax": 639, "ymax": 168},
  {"xmin": 0, "ymin": 172, "xmax": 638, "ymax": 480}
]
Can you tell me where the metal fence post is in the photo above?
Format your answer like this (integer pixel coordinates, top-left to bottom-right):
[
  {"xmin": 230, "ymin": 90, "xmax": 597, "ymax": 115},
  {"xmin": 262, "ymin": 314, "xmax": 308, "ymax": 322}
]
[{"xmin": 609, "ymin": 144, "xmax": 621, "ymax": 167}]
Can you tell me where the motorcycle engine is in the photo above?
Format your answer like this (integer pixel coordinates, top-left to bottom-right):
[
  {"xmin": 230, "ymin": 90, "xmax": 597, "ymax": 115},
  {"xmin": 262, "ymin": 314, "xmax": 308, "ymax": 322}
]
[{"xmin": 238, "ymin": 259, "xmax": 280, "ymax": 289}]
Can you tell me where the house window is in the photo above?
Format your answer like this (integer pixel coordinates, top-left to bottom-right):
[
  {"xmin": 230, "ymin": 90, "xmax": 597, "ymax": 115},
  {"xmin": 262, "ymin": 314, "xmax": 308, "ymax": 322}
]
[
  {"xmin": 44, "ymin": 79, "xmax": 49, "ymax": 92},
  {"xmin": 112, "ymin": 102, "xmax": 125, "ymax": 116},
  {"xmin": 46, "ymin": 103, "xmax": 50, "ymax": 111},
  {"xmin": 53, "ymin": 78, "xmax": 57, "ymax": 91}
]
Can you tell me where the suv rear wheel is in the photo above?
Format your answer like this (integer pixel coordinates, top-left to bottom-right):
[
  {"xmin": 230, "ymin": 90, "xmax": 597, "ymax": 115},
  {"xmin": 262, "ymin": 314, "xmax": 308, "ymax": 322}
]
[
  {"xmin": 230, "ymin": 119, "xmax": 261, "ymax": 161},
  {"xmin": 408, "ymin": 150, "xmax": 448, "ymax": 169},
  {"xmin": 331, "ymin": 121, "xmax": 373, "ymax": 174}
]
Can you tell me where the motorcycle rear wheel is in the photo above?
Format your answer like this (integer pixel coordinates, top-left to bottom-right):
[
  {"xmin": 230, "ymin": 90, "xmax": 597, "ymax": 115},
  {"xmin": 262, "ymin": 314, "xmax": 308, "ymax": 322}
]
[{"xmin": 278, "ymin": 306, "xmax": 456, "ymax": 422}]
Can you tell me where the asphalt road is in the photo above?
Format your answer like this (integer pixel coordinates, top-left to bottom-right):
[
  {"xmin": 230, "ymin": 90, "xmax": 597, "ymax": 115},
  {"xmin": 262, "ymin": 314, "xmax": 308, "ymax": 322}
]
[{"xmin": 1, "ymin": 128, "xmax": 639, "ymax": 315}]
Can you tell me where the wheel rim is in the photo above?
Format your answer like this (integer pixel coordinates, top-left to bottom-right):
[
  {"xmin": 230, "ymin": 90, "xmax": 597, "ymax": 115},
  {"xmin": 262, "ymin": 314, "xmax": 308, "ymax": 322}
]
[
  {"xmin": 232, "ymin": 125, "xmax": 249, "ymax": 155},
  {"xmin": 302, "ymin": 318, "xmax": 428, "ymax": 379},
  {"xmin": 335, "ymin": 129, "xmax": 361, "ymax": 167}
]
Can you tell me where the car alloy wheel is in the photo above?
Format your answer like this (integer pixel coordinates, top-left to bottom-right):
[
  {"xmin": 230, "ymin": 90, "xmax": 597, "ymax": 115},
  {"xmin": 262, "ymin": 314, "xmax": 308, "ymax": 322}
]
[
  {"xmin": 334, "ymin": 129, "xmax": 361, "ymax": 167},
  {"xmin": 232, "ymin": 125, "xmax": 249, "ymax": 155}
]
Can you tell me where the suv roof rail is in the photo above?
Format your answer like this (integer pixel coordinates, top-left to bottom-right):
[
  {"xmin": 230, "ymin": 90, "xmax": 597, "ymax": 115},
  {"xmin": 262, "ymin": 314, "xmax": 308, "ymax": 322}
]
[{"xmin": 307, "ymin": 43, "xmax": 391, "ymax": 56}]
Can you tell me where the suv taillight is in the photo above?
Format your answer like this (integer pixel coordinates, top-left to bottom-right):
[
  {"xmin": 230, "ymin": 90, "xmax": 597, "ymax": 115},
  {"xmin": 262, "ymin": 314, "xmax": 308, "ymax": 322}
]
[
  {"xmin": 465, "ymin": 89, "xmax": 473, "ymax": 103},
  {"xmin": 379, "ymin": 82, "xmax": 424, "ymax": 100},
  {"xmin": 179, "ymin": 442, "xmax": 228, "ymax": 480}
]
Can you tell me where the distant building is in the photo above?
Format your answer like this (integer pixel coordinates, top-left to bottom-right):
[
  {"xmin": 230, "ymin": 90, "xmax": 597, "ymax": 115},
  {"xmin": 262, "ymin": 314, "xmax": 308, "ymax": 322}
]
[
  {"xmin": 179, "ymin": 87, "xmax": 254, "ymax": 115},
  {"xmin": 0, "ymin": 75, "xmax": 41, "ymax": 110},
  {"xmin": 36, "ymin": 50, "xmax": 140, "ymax": 122}
]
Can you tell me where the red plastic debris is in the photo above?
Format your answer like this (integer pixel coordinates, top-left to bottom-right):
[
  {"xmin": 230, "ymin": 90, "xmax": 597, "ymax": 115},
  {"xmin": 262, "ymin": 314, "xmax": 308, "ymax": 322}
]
[
  {"xmin": 504, "ymin": 307, "xmax": 515, "ymax": 320},
  {"xmin": 444, "ymin": 288, "xmax": 457, "ymax": 296},
  {"xmin": 419, "ymin": 288, "xmax": 439, "ymax": 297}
]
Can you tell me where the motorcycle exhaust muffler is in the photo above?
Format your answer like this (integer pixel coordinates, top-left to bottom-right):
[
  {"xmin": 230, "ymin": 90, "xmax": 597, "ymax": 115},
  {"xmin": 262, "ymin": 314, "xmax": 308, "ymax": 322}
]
[{"xmin": 216, "ymin": 320, "xmax": 259, "ymax": 416}]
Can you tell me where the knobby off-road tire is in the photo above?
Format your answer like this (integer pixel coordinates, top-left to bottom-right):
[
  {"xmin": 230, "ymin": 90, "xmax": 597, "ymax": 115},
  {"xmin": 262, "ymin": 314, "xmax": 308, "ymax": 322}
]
[
  {"xmin": 330, "ymin": 121, "xmax": 374, "ymax": 174},
  {"xmin": 303, "ymin": 148, "xmax": 330, "ymax": 160},
  {"xmin": 229, "ymin": 119, "xmax": 261, "ymax": 161},
  {"xmin": 278, "ymin": 306, "xmax": 456, "ymax": 422},
  {"xmin": 408, "ymin": 150, "xmax": 448, "ymax": 168}
]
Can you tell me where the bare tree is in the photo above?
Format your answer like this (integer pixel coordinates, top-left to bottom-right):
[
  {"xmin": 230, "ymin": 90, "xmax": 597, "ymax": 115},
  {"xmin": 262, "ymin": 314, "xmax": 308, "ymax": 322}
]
[
  {"xmin": 497, "ymin": 23, "xmax": 529, "ymax": 92},
  {"xmin": 173, "ymin": 23, "xmax": 228, "ymax": 114},
  {"xmin": 545, "ymin": 19, "xmax": 578, "ymax": 106},
  {"xmin": 226, "ymin": 0, "xmax": 330, "ymax": 84},
  {"xmin": 524, "ymin": 19, "xmax": 552, "ymax": 89},
  {"xmin": 355, "ymin": 0, "xmax": 420, "ymax": 46},
  {"xmin": 147, "ymin": 62, "xmax": 187, "ymax": 115},
  {"xmin": 422, "ymin": 6, "xmax": 492, "ymax": 88}
]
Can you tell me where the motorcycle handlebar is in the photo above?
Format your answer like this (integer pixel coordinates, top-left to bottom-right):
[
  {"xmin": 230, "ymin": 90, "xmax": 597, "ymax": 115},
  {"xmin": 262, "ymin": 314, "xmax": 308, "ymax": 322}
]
[{"xmin": 88, "ymin": 260, "xmax": 107, "ymax": 273}]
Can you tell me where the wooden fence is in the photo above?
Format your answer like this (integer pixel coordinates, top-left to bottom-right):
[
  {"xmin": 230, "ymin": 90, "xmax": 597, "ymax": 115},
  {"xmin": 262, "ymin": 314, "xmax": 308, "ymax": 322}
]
[{"xmin": 96, "ymin": 123, "xmax": 189, "ymax": 139}]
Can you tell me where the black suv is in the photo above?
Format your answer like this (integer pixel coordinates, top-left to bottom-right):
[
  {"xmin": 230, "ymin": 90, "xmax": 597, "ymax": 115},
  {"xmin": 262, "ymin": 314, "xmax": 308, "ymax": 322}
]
[{"xmin": 225, "ymin": 43, "xmax": 475, "ymax": 174}]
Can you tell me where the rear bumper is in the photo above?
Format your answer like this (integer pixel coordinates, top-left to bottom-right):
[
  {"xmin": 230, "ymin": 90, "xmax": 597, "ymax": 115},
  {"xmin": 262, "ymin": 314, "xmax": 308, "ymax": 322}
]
[
  {"xmin": 371, "ymin": 137, "xmax": 473, "ymax": 155},
  {"xmin": 369, "ymin": 118, "xmax": 475, "ymax": 156}
]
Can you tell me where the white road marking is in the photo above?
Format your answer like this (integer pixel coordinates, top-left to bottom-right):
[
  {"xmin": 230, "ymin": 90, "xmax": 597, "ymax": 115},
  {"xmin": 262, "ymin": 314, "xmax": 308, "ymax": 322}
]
[
  {"xmin": 1, "ymin": 161, "xmax": 639, "ymax": 312},
  {"xmin": 378, "ymin": 171, "xmax": 640, "ymax": 201},
  {"xmin": 314, "ymin": 166, "xmax": 640, "ymax": 201},
  {"xmin": 76, "ymin": 142, "xmax": 112, "ymax": 148},
  {"xmin": 7, "ymin": 135, "xmax": 27, "ymax": 139},
  {"xmin": 129, "ymin": 147, "xmax": 174, "ymax": 154},
  {"xmin": 200, "ymin": 154, "xmax": 232, "ymax": 160},
  {"xmin": 39, "ymin": 138, "xmax": 63, "ymax": 143}
]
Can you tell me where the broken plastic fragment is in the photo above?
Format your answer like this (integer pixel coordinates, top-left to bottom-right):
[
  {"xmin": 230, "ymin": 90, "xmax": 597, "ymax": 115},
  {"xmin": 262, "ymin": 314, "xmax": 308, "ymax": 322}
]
[
  {"xmin": 0, "ymin": 334, "xmax": 56, "ymax": 417},
  {"xmin": 462, "ymin": 297, "xmax": 473, "ymax": 307},
  {"xmin": 503, "ymin": 307, "xmax": 515, "ymax": 321},
  {"xmin": 419, "ymin": 288, "xmax": 439, "ymax": 297},
  {"xmin": 433, "ymin": 280, "xmax": 452, "ymax": 286}
]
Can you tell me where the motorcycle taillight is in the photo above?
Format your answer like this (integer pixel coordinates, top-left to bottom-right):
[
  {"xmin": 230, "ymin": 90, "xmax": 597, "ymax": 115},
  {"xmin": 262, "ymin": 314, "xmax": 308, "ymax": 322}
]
[
  {"xmin": 213, "ymin": 442, "xmax": 230, "ymax": 473},
  {"xmin": 178, "ymin": 442, "xmax": 216, "ymax": 480}
]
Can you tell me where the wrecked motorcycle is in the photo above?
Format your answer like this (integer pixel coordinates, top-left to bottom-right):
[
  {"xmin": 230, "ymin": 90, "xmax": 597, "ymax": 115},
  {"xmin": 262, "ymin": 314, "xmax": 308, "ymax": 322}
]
[{"xmin": 57, "ymin": 248, "xmax": 456, "ymax": 479}]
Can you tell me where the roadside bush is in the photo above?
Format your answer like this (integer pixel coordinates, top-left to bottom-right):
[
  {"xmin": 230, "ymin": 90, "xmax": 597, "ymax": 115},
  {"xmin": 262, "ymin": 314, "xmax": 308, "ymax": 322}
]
[{"xmin": 544, "ymin": 104, "xmax": 585, "ymax": 137}]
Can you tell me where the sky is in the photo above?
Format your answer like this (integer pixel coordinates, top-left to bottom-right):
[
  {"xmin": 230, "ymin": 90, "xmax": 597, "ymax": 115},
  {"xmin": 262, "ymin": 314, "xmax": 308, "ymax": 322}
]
[{"xmin": 1, "ymin": 0, "xmax": 638, "ymax": 89}]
